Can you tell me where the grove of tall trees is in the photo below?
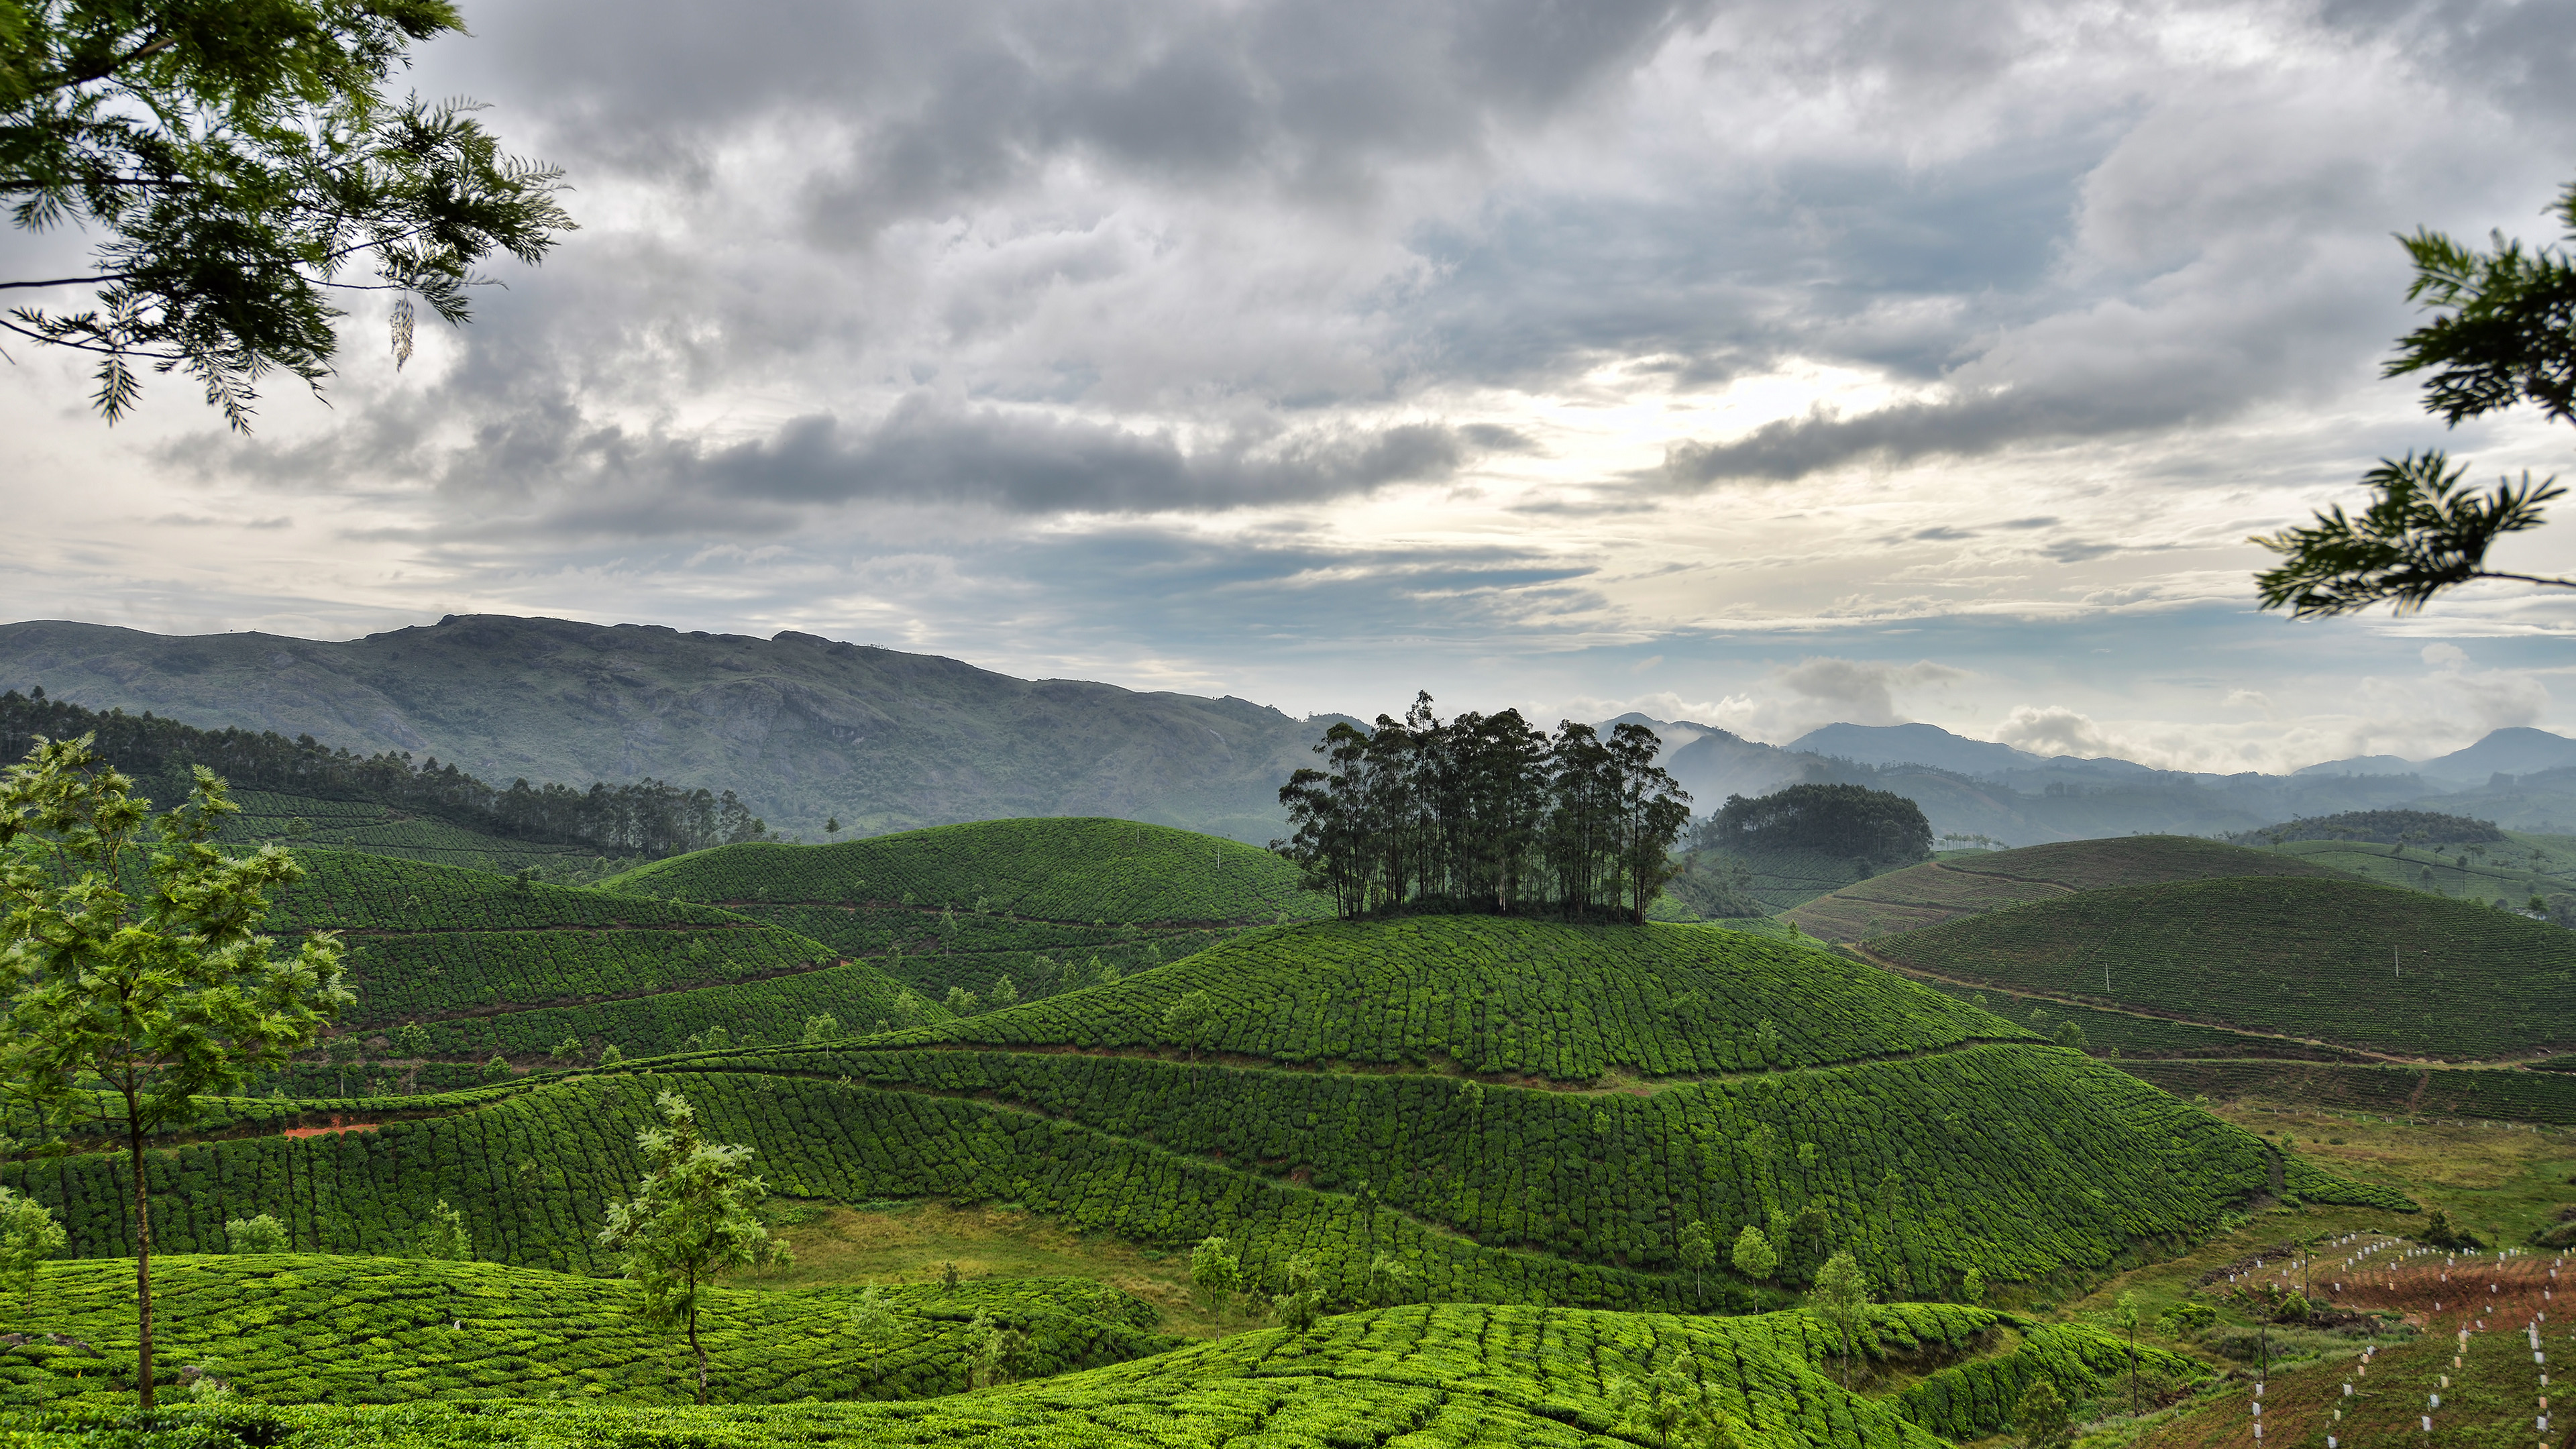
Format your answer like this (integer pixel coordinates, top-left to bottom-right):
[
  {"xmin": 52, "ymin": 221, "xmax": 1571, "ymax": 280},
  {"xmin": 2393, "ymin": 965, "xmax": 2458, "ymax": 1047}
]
[{"xmin": 1273, "ymin": 694, "xmax": 1691, "ymax": 922}]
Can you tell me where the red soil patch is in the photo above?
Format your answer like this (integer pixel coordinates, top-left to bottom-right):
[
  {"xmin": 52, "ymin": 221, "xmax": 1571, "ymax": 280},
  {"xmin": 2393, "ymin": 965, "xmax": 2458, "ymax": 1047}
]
[{"xmin": 280, "ymin": 1118, "xmax": 379, "ymax": 1140}]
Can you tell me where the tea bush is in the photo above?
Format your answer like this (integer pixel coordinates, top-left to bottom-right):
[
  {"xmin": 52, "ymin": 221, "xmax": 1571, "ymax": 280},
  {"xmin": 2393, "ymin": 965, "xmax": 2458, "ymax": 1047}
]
[
  {"xmin": 0, "ymin": 1255, "xmax": 1172, "ymax": 1407},
  {"xmin": 603, "ymin": 818, "xmax": 1330, "ymax": 924},
  {"xmin": 1868, "ymin": 876, "xmax": 2576, "ymax": 1059}
]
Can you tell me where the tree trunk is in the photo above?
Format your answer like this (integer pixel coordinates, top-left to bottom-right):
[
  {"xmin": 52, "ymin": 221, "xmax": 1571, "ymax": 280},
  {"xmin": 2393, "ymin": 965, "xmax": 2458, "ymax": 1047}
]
[
  {"xmin": 125, "ymin": 1098, "xmax": 155, "ymax": 1411},
  {"xmin": 688, "ymin": 1301, "xmax": 707, "ymax": 1404}
]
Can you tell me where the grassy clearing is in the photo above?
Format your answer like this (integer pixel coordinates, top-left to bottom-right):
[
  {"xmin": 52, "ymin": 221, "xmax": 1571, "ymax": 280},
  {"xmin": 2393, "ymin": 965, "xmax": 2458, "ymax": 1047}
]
[{"xmin": 737, "ymin": 1200, "xmax": 1232, "ymax": 1338}]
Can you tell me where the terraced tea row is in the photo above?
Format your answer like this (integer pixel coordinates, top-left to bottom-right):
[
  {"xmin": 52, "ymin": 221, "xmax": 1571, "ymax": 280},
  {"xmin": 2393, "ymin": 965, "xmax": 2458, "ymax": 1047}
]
[
  {"xmin": 252, "ymin": 851, "xmax": 943, "ymax": 1069},
  {"xmin": 604, "ymin": 818, "xmax": 1330, "ymax": 924},
  {"xmin": 712, "ymin": 1040, "xmax": 2402, "ymax": 1287},
  {"xmin": 0, "ymin": 1300, "xmax": 2208, "ymax": 1448},
  {"xmin": 1866, "ymin": 876, "xmax": 2576, "ymax": 1060},
  {"xmin": 0, "ymin": 1256, "xmax": 1171, "ymax": 1408},
  {"xmin": 6, "ymin": 1030, "xmax": 2402, "ymax": 1309},
  {"xmin": 894, "ymin": 916, "xmax": 2027, "ymax": 1079},
  {"xmin": 1786, "ymin": 837, "xmax": 2342, "ymax": 943}
]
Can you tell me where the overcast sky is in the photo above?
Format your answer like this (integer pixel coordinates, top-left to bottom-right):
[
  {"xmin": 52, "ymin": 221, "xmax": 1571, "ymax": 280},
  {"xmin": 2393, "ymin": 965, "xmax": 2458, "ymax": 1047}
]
[{"xmin": 7, "ymin": 0, "xmax": 2575, "ymax": 771}]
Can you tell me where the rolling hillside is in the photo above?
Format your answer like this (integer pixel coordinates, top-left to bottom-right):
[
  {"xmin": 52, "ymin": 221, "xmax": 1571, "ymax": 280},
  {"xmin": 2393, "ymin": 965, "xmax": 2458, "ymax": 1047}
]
[
  {"xmin": 222, "ymin": 788, "xmax": 621, "ymax": 877},
  {"xmin": 0, "ymin": 1257, "xmax": 1171, "ymax": 1407},
  {"xmin": 1784, "ymin": 837, "xmax": 2345, "ymax": 942},
  {"xmin": 264, "ymin": 850, "xmax": 938, "ymax": 1085},
  {"xmin": 7, "ymin": 917, "xmax": 2403, "ymax": 1313},
  {"xmin": 2265, "ymin": 830, "xmax": 2576, "ymax": 908},
  {"xmin": 0, "ymin": 615, "xmax": 1335, "ymax": 843},
  {"xmin": 1862, "ymin": 876, "xmax": 2576, "ymax": 1061},
  {"xmin": 0, "ymin": 1297, "xmax": 2204, "ymax": 1442},
  {"xmin": 599, "ymin": 818, "xmax": 1331, "ymax": 1006}
]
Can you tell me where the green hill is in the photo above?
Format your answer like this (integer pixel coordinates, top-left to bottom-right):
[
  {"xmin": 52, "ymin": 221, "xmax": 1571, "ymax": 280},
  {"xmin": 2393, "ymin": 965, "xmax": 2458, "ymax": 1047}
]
[
  {"xmin": 260, "ymin": 850, "xmax": 938, "ymax": 1087},
  {"xmin": 217, "ymin": 788, "xmax": 616, "ymax": 877},
  {"xmin": 0, "ymin": 1297, "xmax": 2204, "ymax": 1444},
  {"xmin": 882, "ymin": 915, "xmax": 2022, "ymax": 1076},
  {"xmin": 1785, "ymin": 837, "xmax": 2343, "ymax": 943},
  {"xmin": 598, "ymin": 818, "xmax": 1331, "ymax": 1008},
  {"xmin": 1863, "ymin": 875, "xmax": 2576, "ymax": 1061},
  {"xmin": 7, "ymin": 916, "xmax": 2403, "ymax": 1311},
  {"xmin": 0, "ymin": 1256, "xmax": 1170, "ymax": 1408},
  {"xmin": 2265, "ymin": 830, "xmax": 2576, "ymax": 908}
]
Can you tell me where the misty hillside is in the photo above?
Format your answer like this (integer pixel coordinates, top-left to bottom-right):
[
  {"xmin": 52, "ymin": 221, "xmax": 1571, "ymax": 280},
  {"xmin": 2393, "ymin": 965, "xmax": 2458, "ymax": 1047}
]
[
  {"xmin": 11, "ymin": 614, "xmax": 2571, "ymax": 850},
  {"xmin": 0, "ymin": 616, "xmax": 1332, "ymax": 843}
]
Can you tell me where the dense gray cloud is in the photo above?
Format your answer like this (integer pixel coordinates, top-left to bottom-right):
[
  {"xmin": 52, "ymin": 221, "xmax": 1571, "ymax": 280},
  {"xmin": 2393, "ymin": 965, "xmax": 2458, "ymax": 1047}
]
[{"xmin": 12, "ymin": 0, "xmax": 2576, "ymax": 770}]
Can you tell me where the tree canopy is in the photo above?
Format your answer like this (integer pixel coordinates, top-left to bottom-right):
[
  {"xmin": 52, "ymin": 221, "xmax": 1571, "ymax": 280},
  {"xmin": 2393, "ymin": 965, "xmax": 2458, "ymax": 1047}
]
[
  {"xmin": 1, "ymin": 689, "xmax": 767, "ymax": 858},
  {"xmin": 0, "ymin": 733, "xmax": 350, "ymax": 1407},
  {"xmin": 1, "ymin": 0, "xmax": 573, "ymax": 427},
  {"xmin": 2254, "ymin": 176, "xmax": 2576, "ymax": 615},
  {"xmin": 1703, "ymin": 783, "xmax": 1932, "ymax": 867},
  {"xmin": 1273, "ymin": 693, "xmax": 1691, "ymax": 923}
]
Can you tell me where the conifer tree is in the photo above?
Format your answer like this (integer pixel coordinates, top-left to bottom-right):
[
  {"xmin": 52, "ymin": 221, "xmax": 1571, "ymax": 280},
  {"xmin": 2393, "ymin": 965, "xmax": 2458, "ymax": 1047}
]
[{"xmin": 598, "ymin": 1091, "xmax": 790, "ymax": 1403}]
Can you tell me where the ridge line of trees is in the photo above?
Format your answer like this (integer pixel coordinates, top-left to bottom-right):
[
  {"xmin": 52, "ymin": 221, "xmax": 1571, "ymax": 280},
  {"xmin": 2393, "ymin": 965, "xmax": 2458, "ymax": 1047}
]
[
  {"xmin": 1273, "ymin": 693, "xmax": 1691, "ymax": 922},
  {"xmin": 0, "ymin": 689, "xmax": 765, "ymax": 859}
]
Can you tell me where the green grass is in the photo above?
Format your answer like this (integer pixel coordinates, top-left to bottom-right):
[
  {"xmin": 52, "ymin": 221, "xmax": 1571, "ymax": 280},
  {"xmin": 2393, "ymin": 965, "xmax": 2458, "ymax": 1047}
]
[
  {"xmin": 1865, "ymin": 876, "xmax": 2576, "ymax": 1061},
  {"xmin": 0, "ymin": 1300, "xmax": 2206, "ymax": 1446},
  {"xmin": 0, "ymin": 1255, "xmax": 1172, "ymax": 1408},
  {"xmin": 1787, "ymin": 837, "xmax": 2344, "ymax": 943}
]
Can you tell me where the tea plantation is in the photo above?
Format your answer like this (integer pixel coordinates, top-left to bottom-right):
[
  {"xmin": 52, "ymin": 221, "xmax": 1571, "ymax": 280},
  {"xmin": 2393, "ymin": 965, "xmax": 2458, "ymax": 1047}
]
[
  {"xmin": 603, "ymin": 818, "xmax": 1331, "ymax": 924},
  {"xmin": 0, "ymin": 1256, "xmax": 1173, "ymax": 1407},
  {"xmin": 0, "ymin": 1298, "xmax": 2204, "ymax": 1445},
  {"xmin": 7, "ymin": 918, "xmax": 2404, "ymax": 1309},
  {"xmin": 597, "ymin": 818, "xmax": 1330, "ymax": 1004},
  {"xmin": 259, "ymin": 851, "xmax": 939, "ymax": 1071},
  {"xmin": 1864, "ymin": 875, "xmax": 2576, "ymax": 1059},
  {"xmin": 1785, "ymin": 837, "xmax": 2344, "ymax": 943}
]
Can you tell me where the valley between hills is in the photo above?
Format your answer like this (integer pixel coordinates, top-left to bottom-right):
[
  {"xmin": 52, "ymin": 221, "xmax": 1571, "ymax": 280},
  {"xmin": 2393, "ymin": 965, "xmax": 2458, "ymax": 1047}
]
[{"xmin": 5, "ymin": 683, "xmax": 2576, "ymax": 1449}]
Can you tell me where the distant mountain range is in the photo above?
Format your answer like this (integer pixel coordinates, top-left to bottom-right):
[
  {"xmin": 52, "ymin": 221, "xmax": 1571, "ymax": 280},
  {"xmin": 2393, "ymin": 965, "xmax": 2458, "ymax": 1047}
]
[
  {"xmin": 0, "ymin": 616, "xmax": 1334, "ymax": 843},
  {"xmin": 2297, "ymin": 727, "xmax": 2576, "ymax": 782},
  {"xmin": 8, "ymin": 614, "xmax": 2575, "ymax": 849}
]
